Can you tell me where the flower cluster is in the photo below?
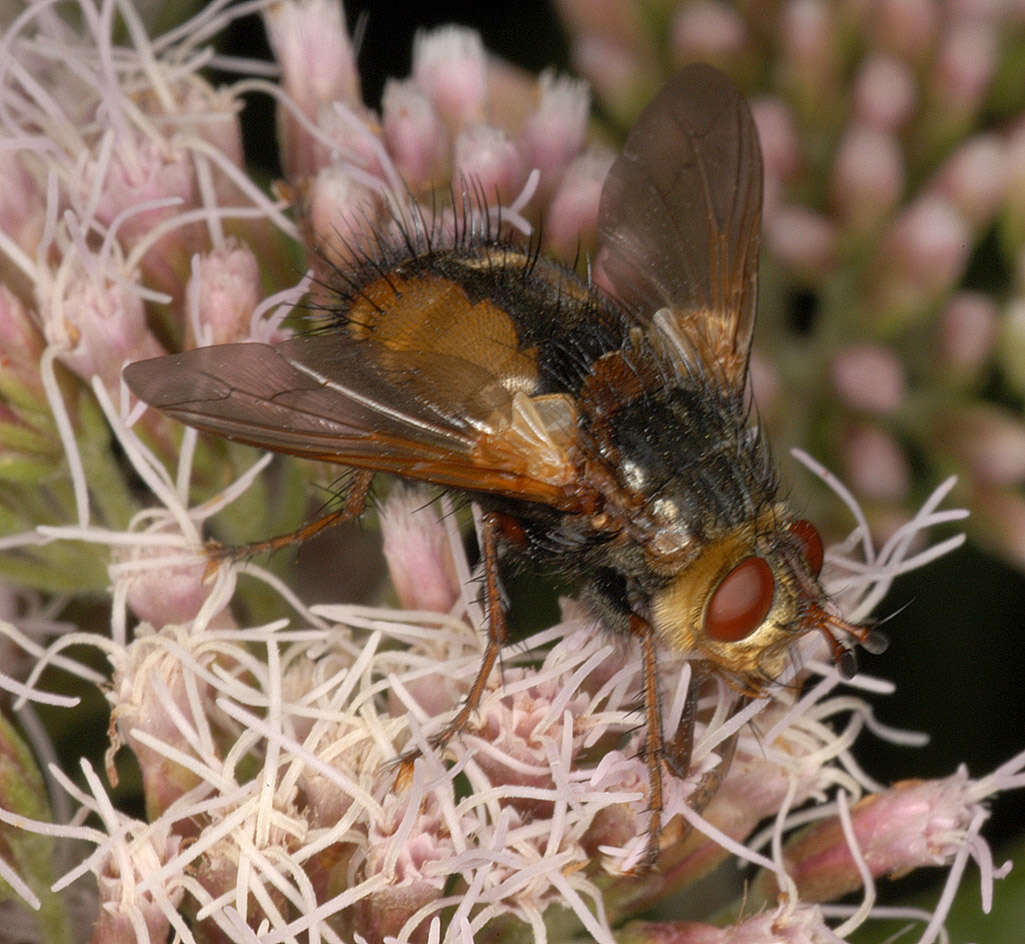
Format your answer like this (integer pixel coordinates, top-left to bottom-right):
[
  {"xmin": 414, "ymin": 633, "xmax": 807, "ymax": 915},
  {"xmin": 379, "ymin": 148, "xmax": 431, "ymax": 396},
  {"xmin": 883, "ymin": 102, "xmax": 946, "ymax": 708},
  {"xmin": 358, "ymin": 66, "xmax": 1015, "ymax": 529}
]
[
  {"xmin": 558, "ymin": 0, "xmax": 1025, "ymax": 570},
  {"xmin": 0, "ymin": 2, "xmax": 1021, "ymax": 943}
]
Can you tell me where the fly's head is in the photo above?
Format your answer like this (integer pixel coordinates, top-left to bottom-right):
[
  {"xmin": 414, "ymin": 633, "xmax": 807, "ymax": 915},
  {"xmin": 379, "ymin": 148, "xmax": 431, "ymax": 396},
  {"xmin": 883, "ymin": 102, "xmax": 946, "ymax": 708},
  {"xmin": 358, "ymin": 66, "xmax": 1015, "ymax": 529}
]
[{"xmin": 649, "ymin": 507, "xmax": 886, "ymax": 689}]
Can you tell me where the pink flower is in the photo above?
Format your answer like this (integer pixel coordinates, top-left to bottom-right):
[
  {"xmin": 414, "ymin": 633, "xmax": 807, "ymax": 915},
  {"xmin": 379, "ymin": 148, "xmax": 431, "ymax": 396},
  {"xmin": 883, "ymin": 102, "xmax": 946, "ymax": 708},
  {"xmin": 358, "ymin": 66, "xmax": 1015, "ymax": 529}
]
[{"xmin": 413, "ymin": 27, "xmax": 488, "ymax": 130}]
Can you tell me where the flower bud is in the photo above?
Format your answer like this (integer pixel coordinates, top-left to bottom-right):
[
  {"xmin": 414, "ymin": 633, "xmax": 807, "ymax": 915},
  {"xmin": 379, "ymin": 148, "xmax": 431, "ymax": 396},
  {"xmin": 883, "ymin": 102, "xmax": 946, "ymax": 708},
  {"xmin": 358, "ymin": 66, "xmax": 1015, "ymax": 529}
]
[
  {"xmin": 92, "ymin": 823, "xmax": 184, "ymax": 944},
  {"xmin": 379, "ymin": 485, "xmax": 460, "ymax": 614},
  {"xmin": 81, "ymin": 133, "xmax": 201, "ymax": 294},
  {"xmin": 518, "ymin": 72, "xmax": 590, "ymax": 199},
  {"xmin": 780, "ymin": 0, "xmax": 836, "ymax": 108},
  {"xmin": 180, "ymin": 80, "xmax": 246, "ymax": 204},
  {"xmin": 618, "ymin": 904, "xmax": 833, "ymax": 944},
  {"xmin": 412, "ymin": 26, "xmax": 487, "ymax": 130},
  {"xmin": 930, "ymin": 21, "xmax": 997, "ymax": 118},
  {"xmin": 765, "ymin": 206, "xmax": 836, "ymax": 277},
  {"xmin": 830, "ymin": 343, "xmax": 906, "ymax": 414},
  {"xmin": 544, "ymin": 148, "xmax": 614, "ymax": 260},
  {"xmin": 306, "ymin": 165, "xmax": 386, "ymax": 271},
  {"xmin": 772, "ymin": 775, "xmax": 981, "ymax": 903},
  {"xmin": 940, "ymin": 405, "xmax": 1025, "ymax": 486},
  {"xmin": 930, "ymin": 134, "xmax": 1008, "ymax": 228},
  {"xmin": 869, "ymin": 0, "xmax": 938, "ymax": 63},
  {"xmin": 750, "ymin": 98, "xmax": 801, "ymax": 187},
  {"xmin": 948, "ymin": 0, "xmax": 1005, "ymax": 19},
  {"xmin": 872, "ymin": 196, "xmax": 971, "ymax": 324},
  {"xmin": 670, "ymin": 1, "xmax": 750, "ymax": 68},
  {"xmin": 263, "ymin": 0, "xmax": 360, "ymax": 178},
  {"xmin": 297, "ymin": 735, "xmax": 364, "ymax": 828},
  {"xmin": 186, "ymin": 241, "xmax": 261, "ymax": 347},
  {"xmin": 936, "ymin": 291, "xmax": 998, "ymax": 379},
  {"xmin": 109, "ymin": 624, "xmax": 215, "ymax": 818},
  {"xmin": 453, "ymin": 124, "xmax": 524, "ymax": 206},
  {"xmin": 852, "ymin": 55, "xmax": 917, "ymax": 131},
  {"xmin": 554, "ymin": 0, "xmax": 647, "ymax": 50},
  {"xmin": 381, "ymin": 79, "xmax": 449, "ymax": 194},
  {"xmin": 312, "ymin": 100, "xmax": 387, "ymax": 178},
  {"xmin": 570, "ymin": 36, "xmax": 657, "ymax": 125},
  {"xmin": 113, "ymin": 532, "xmax": 213, "ymax": 628},
  {"xmin": 45, "ymin": 264, "xmax": 164, "ymax": 390},
  {"xmin": 472, "ymin": 664, "xmax": 592, "ymax": 806},
  {"xmin": 842, "ymin": 422, "xmax": 911, "ymax": 501},
  {"xmin": 830, "ymin": 125, "xmax": 904, "ymax": 231},
  {"xmin": 353, "ymin": 793, "xmax": 451, "ymax": 942},
  {"xmin": 85, "ymin": 137, "xmax": 195, "ymax": 244}
]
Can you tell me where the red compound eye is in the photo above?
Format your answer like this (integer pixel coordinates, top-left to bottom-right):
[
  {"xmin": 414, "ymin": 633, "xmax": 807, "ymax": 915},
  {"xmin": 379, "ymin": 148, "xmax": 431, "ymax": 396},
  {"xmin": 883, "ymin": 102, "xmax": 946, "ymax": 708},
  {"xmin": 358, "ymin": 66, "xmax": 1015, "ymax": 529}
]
[
  {"xmin": 789, "ymin": 519, "xmax": 824, "ymax": 576},
  {"xmin": 705, "ymin": 556, "xmax": 774, "ymax": 642}
]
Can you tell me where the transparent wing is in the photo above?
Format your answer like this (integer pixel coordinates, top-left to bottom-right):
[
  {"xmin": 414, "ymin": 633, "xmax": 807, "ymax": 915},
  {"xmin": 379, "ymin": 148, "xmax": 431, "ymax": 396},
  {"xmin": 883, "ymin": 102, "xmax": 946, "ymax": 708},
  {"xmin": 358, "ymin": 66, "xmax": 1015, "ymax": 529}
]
[{"xmin": 595, "ymin": 63, "xmax": 763, "ymax": 386}]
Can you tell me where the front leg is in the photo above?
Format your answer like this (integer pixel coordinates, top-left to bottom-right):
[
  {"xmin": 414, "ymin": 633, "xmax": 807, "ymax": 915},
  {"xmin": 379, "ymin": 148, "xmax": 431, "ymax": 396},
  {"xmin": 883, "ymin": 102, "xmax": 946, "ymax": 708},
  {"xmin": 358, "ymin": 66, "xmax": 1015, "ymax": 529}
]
[
  {"xmin": 628, "ymin": 613, "xmax": 670, "ymax": 872},
  {"xmin": 664, "ymin": 667, "xmax": 743, "ymax": 815}
]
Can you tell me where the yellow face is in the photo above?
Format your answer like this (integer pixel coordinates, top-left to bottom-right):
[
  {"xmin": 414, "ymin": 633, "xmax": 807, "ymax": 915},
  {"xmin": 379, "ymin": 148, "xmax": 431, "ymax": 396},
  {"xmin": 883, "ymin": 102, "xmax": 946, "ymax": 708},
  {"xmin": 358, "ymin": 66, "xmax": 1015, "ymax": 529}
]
[{"xmin": 650, "ymin": 505, "xmax": 821, "ymax": 687}]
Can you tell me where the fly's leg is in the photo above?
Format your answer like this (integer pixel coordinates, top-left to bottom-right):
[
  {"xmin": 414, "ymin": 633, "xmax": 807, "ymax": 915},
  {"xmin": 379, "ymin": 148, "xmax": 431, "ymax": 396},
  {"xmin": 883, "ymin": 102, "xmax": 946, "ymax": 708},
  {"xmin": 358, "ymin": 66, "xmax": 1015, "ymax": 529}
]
[
  {"xmin": 665, "ymin": 671, "xmax": 742, "ymax": 825},
  {"xmin": 398, "ymin": 511, "xmax": 507, "ymax": 763},
  {"xmin": 663, "ymin": 666, "xmax": 698, "ymax": 782},
  {"xmin": 629, "ymin": 635, "xmax": 734, "ymax": 873},
  {"xmin": 685, "ymin": 692, "xmax": 744, "ymax": 817},
  {"xmin": 208, "ymin": 469, "xmax": 373, "ymax": 570},
  {"xmin": 629, "ymin": 614, "xmax": 668, "ymax": 872}
]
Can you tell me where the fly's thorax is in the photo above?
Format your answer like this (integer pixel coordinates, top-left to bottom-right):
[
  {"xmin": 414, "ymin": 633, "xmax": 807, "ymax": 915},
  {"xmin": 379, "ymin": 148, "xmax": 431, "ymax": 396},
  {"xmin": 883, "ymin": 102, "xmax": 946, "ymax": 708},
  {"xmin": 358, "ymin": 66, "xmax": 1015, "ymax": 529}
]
[{"xmin": 650, "ymin": 504, "xmax": 826, "ymax": 685}]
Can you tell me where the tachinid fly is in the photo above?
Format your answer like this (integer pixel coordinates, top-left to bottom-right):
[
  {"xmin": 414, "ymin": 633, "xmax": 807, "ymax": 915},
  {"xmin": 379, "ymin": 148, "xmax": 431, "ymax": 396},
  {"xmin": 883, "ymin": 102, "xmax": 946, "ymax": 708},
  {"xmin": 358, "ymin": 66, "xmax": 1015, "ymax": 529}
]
[{"xmin": 124, "ymin": 63, "xmax": 887, "ymax": 867}]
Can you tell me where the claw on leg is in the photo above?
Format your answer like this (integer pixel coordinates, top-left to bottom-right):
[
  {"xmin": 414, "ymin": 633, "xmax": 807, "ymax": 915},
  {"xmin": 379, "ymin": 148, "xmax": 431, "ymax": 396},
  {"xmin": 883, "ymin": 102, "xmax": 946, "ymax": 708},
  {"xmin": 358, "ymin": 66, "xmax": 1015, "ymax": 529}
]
[{"xmin": 205, "ymin": 469, "xmax": 374, "ymax": 577}]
